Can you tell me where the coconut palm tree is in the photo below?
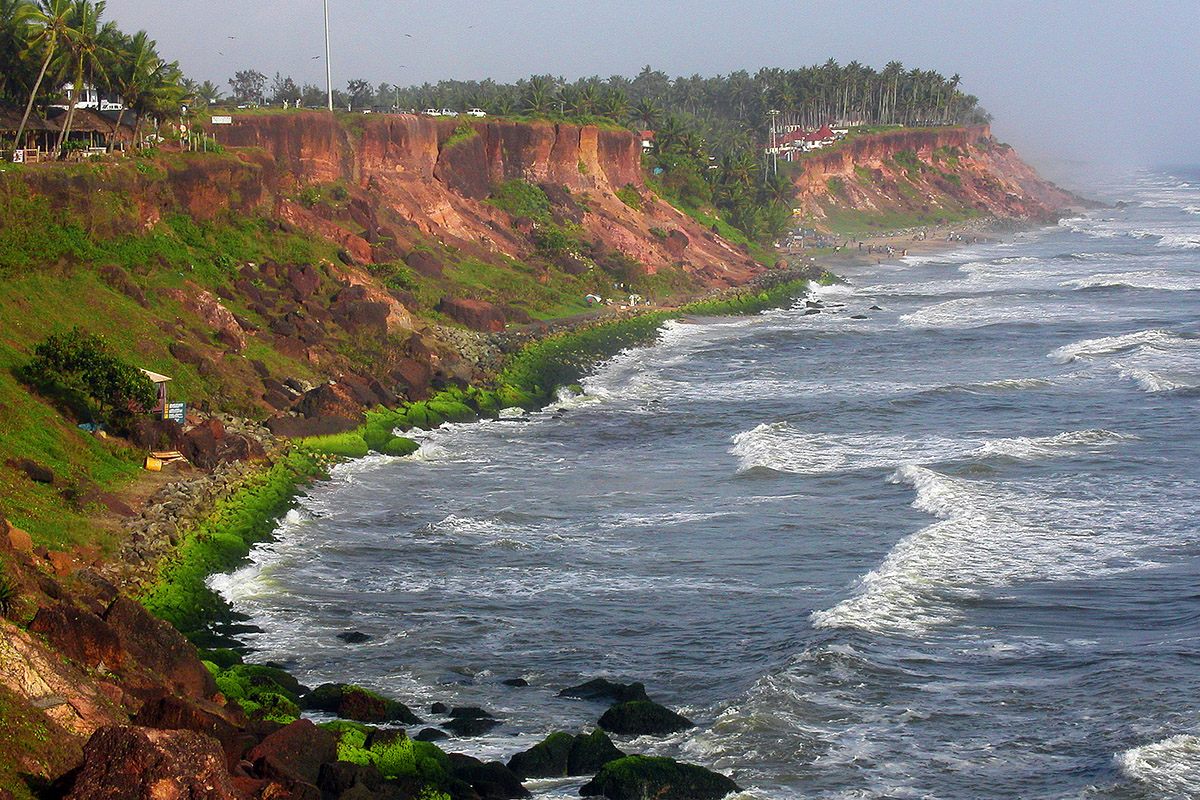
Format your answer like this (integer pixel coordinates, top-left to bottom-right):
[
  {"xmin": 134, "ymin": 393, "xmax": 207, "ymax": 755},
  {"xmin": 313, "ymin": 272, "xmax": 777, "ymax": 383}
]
[
  {"xmin": 13, "ymin": 0, "xmax": 74, "ymax": 150},
  {"xmin": 54, "ymin": 1, "xmax": 116, "ymax": 153},
  {"xmin": 628, "ymin": 98, "xmax": 660, "ymax": 130},
  {"xmin": 0, "ymin": 0, "xmax": 34, "ymax": 108},
  {"xmin": 597, "ymin": 88, "xmax": 628, "ymax": 120},
  {"xmin": 194, "ymin": 79, "xmax": 221, "ymax": 106}
]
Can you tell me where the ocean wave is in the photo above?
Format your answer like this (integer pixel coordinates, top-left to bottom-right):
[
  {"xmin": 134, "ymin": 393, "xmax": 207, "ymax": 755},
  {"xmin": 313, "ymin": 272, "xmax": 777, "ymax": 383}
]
[
  {"xmin": 730, "ymin": 423, "xmax": 1127, "ymax": 475},
  {"xmin": 1063, "ymin": 270, "xmax": 1200, "ymax": 291},
  {"xmin": 1048, "ymin": 329, "xmax": 1184, "ymax": 363},
  {"xmin": 1114, "ymin": 366, "xmax": 1189, "ymax": 393},
  {"xmin": 1117, "ymin": 733, "xmax": 1200, "ymax": 798},
  {"xmin": 1154, "ymin": 233, "xmax": 1200, "ymax": 250},
  {"xmin": 811, "ymin": 465, "xmax": 1155, "ymax": 635},
  {"xmin": 900, "ymin": 297, "xmax": 1081, "ymax": 329},
  {"xmin": 971, "ymin": 429, "xmax": 1129, "ymax": 460}
]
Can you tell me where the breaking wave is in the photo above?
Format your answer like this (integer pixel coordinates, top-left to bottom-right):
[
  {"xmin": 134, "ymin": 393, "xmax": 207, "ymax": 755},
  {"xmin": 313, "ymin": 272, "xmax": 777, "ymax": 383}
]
[
  {"xmin": 1117, "ymin": 734, "xmax": 1200, "ymax": 798},
  {"xmin": 1048, "ymin": 329, "xmax": 1186, "ymax": 363},
  {"xmin": 731, "ymin": 423, "xmax": 1126, "ymax": 475},
  {"xmin": 811, "ymin": 463, "xmax": 1154, "ymax": 635}
]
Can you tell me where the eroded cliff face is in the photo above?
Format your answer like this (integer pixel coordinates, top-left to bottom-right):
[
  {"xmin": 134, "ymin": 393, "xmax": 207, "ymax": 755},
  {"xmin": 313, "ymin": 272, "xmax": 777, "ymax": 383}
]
[
  {"xmin": 789, "ymin": 125, "xmax": 1079, "ymax": 227},
  {"xmin": 209, "ymin": 112, "xmax": 761, "ymax": 286}
]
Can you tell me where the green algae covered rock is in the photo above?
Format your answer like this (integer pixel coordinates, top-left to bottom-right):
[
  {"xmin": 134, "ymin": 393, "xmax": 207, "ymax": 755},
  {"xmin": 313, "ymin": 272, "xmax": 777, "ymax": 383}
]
[{"xmin": 579, "ymin": 755, "xmax": 740, "ymax": 800}]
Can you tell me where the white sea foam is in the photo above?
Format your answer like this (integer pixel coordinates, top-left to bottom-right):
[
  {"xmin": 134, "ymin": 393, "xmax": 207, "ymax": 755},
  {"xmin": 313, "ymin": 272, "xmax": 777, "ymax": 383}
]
[
  {"xmin": 1117, "ymin": 734, "xmax": 1200, "ymax": 798},
  {"xmin": 1048, "ymin": 329, "xmax": 1184, "ymax": 363},
  {"xmin": 811, "ymin": 464, "xmax": 1157, "ymax": 635},
  {"xmin": 1063, "ymin": 270, "xmax": 1200, "ymax": 292},
  {"xmin": 971, "ymin": 429, "xmax": 1129, "ymax": 460},
  {"xmin": 1115, "ymin": 366, "xmax": 1188, "ymax": 393},
  {"xmin": 731, "ymin": 423, "xmax": 1126, "ymax": 475},
  {"xmin": 1154, "ymin": 233, "xmax": 1200, "ymax": 250},
  {"xmin": 900, "ymin": 297, "xmax": 1084, "ymax": 329}
]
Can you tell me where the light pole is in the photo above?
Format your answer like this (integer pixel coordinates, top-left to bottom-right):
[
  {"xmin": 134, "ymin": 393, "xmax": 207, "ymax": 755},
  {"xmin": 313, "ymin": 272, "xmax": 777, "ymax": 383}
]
[{"xmin": 323, "ymin": 0, "xmax": 333, "ymax": 112}]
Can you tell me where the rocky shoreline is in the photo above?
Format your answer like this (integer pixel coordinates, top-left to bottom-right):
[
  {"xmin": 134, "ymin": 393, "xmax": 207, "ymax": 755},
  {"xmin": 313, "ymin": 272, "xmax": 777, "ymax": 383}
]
[{"xmin": 0, "ymin": 269, "xmax": 834, "ymax": 800}]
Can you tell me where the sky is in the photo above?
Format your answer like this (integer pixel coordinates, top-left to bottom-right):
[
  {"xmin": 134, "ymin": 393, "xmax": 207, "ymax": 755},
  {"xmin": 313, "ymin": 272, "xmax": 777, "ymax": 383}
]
[{"xmin": 102, "ymin": 0, "xmax": 1200, "ymax": 178}]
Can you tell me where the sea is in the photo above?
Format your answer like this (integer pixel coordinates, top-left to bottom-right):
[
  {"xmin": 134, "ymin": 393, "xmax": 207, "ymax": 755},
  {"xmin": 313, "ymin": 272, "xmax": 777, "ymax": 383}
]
[{"xmin": 212, "ymin": 167, "xmax": 1200, "ymax": 799}]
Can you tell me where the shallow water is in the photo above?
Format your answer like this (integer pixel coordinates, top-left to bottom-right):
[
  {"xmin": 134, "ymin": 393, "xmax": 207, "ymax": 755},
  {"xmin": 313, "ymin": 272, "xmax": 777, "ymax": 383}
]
[{"xmin": 215, "ymin": 167, "xmax": 1200, "ymax": 799}]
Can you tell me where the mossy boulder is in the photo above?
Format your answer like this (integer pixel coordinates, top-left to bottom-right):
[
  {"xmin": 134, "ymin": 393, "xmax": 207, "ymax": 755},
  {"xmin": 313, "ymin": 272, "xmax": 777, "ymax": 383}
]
[
  {"xmin": 507, "ymin": 729, "xmax": 624, "ymax": 779},
  {"xmin": 404, "ymin": 401, "xmax": 445, "ymax": 429},
  {"xmin": 579, "ymin": 755, "xmax": 740, "ymax": 800},
  {"xmin": 227, "ymin": 664, "xmax": 307, "ymax": 703},
  {"xmin": 302, "ymin": 683, "xmax": 421, "ymax": 725},
  {"xmin": 381, "ymin": 436, "xmax": 419, "ymax": 457},
  {"xmin": 240, "ymin": 690, "xmax": 301, "ymax": 724},
  {"xmin": 426, "ymin": 399, "xmax": 476, "ymax": 423},
  {"xmin": 597, "ymin": 701, "xmax": 694, "ymax": 736}
]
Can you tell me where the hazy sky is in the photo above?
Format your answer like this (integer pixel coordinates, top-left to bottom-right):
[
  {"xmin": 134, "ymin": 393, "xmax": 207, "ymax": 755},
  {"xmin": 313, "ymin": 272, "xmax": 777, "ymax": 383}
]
[{"xmin": 102, "ymin": 0, "xmax": 1199, "ymax": 174}]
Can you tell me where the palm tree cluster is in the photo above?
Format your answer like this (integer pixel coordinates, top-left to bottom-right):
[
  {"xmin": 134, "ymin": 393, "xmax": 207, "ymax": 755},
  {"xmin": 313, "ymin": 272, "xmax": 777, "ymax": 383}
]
[
  {"xmin": 370, "ymin": 61, "xmax": 986, "ymax": 149},
  {"xmin": 1, "ymin": 0, "xmax": 186, "ymax": 152}
]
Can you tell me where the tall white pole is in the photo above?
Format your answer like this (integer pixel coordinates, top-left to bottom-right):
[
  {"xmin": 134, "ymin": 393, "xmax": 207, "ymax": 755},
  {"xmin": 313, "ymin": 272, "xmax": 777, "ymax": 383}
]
[{"xmin": 323, "ymin": 0, "xmax": 333, "ymax": 112}]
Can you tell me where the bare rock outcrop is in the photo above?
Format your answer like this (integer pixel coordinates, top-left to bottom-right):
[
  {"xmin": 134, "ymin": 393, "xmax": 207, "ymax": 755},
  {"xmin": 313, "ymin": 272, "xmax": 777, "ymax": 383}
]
[{"xmin": 64, "ymin": 725, "xmax": 239, "ymax": 800}]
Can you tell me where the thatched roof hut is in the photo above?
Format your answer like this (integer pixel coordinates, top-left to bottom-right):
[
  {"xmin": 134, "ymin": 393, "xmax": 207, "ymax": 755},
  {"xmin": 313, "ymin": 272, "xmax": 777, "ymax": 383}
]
[{"xmin": 0, "ymin": 109, "xmax": 60, "ymax": 156}]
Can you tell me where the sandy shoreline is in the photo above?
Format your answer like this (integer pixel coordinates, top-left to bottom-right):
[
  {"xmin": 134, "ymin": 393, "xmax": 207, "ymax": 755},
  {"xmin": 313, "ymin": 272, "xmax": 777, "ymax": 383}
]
[{"xmin": 793, "ymin": 219, "xmax": 1019, "ymax": 272}]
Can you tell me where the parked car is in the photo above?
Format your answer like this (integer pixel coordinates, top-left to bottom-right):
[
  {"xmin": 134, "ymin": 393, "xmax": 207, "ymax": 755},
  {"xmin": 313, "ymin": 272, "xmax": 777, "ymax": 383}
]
[
  {"xmin": 423, "ymin": 108, "xmax": 440, "ymax": 116},
  {"xmin": 439, "ymin": 108, "xmax": 458, "ymax": 117},
  {"xmin": 465, "ymin": 108, "xmax": 487, "ymax": 117}
]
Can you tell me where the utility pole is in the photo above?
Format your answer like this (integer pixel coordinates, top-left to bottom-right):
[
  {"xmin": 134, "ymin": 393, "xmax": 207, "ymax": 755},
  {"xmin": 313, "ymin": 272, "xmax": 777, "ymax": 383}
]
[{"xmin": 323, "ymin": 0, "xmax": 333, "ymax": 112}]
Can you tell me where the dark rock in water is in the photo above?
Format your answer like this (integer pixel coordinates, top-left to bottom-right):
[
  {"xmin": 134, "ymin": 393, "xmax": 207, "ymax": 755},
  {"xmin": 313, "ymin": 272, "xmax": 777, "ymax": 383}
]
[
  {"xmin": 558, "ymin": 678, "xmax": 650, "ymax": 705},
  {"xmin": 568, "ymin": 729, "xmax": 626, "ymax": 776},
  {"xmin": 508, "ymin": 731, "xmax": 573, "ymax": 779},
  {"xmin": 430, "ymin": 701, "xmax": 449, "ymax": 715},
  {"xmin": 869, "ymin": 305, "xmax": 883, "ymax": 311},
  {"xmin": 64, "ymin": 725, "xmax": 239, "ymax": 800},
  {"xmin": 449, "ymin": 754, "xmax": 530, "ymax": 799},
  {"xmin": 803, "ymin": 308, "xmax": 820, "ymax": 315},
  {"xmin": 508, "ymin": 730, "xmax": 624, "ymax": 779},
  {"xmin": 444, "ymin": 715, "xmax": 502, "ymax": 737},
  {"xmin": 449, "ymin": 706, "xmax": 493, "ymax": 719},
  {"xmin": 850, "ymin": 314, "xmax": 869, "ymax": 319},
  {"xmin": 598, "ymin": 701, "xmax": 694, "ymax": 736},
  {"xmin": 415, "ymin": 727, "xmax": 449, "ymax": 742},
  {"xmin": 301, "ymin": 682, "xmax": 344, "ymax": 712},
  {"xmin": 337, "ymin": 630, "xmax": 371, "ymax": 644},
  {"xmin": 805, "ymin": 300, "xmax": 823, "ymax": 308},
  {"xmin": 502, "ymin": 678, "xmax": 529, "ymax": 687},
  {"xmin": 579, "ymin": 755, "xmax": 740, "ymax": 800}
]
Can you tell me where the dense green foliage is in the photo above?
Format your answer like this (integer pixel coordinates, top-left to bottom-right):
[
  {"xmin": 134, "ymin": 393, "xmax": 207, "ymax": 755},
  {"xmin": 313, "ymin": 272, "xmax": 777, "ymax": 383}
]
[
  {"xmin": 0, "ymin": 0, "xmax": 187, "ymax": 151},
  {"xmin": 16, "ymin": 327, "xmax": 156, "ymax": 431},
  {"xmin": 337, "ymin": 63, "xmax": 987, "ymax": 142}
]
